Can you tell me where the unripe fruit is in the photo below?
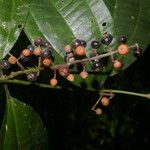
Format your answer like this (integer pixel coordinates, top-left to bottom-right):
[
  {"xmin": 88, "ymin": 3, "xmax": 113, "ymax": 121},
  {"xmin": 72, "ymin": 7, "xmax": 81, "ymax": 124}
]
[
  {"xmin": 59, "ymin": 66, "xmax": 70, "ymax": 77},
  {"xmin": 50, "ymin": 78, "xmax": 58, "ymax": 86},
  {"xmin": 75, "ymin": 46, "xmax": 86, "ymax": 56},
  {"xmin": 117, "ymin": 44, "xmax": 129, "ymax": 55},
  {"xmin": 8, "ymin": 56, "xmax": 17, "ymax": 65},
  {"xmin": 64, "ymin": 45, "xmax": 72, "ymax": 53},
  {"xmin": 113, "ymin": 60, "xmax": 122, "ymax": 69},
  {"xmin": 80, "ymin": 71, "xmax": 88, "ymax": 79},
  {"xmin": 22, "ymin": 49, "xmax": 30, "ymax": 57},
  {"xmin": 95, "ymin": 108, "xmax": 102, "ymax": 115},
  {"xmin": 33, "ymin": 47, "xmax": 42, "ymax": 56},
  {"xmin": 67, "ymin": 74, "xmax": 74, "ymax": 82},
  {"xmin": 101, "ymin": 97, "xmax": 109, "ymax": 106},
  {"xmin": 42, "ymin": 58, "xmax": 52, "ymax": 66}
]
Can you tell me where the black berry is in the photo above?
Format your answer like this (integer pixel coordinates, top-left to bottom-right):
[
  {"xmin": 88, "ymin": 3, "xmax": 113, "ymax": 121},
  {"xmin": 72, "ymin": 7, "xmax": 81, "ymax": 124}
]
[
  {"xmin": 34, "ymin": 37, "xmax": 44, "ymax": 46},
  {"xmin": 101, "ymin": 33, "xmax": 113, "ymax": 45},
  {"xmin": 27, "ymin": 73, "xmax": 37, "ymax": 81},
  {"xmin": 43, "ymin": 40, "xmax": 53, "ymax": 51},
  {"xmin": 118, "ymin": 35, "xmax": 127, "ymax": 44},
  {"xmin": 72, "ymin": 39, "xmax": 81, "ymax": 48},
  {"xmin": 80, "ymin": 40, "xmax": 87, "ymax": 47},
  {"xmin": 134, "ymin": 48, "xmax": 142, "ymax": 58},
  {"xmin": 93, "ymin": 62, "xmax": 102, "ymax": 72},
  {"xmin": 0, "ymin": 60, "xmax": 10, "ymax": 70},
  {"xmin": 91, "ymin": 40, "xmax": 101, "ymax": 49},
  {"xmin": 27, "ymin": 45, "xmax": 34, "ymax": 53},
  {"xmin": 41, "ymin": 49, "xmax": 52, "ymax": 58}
]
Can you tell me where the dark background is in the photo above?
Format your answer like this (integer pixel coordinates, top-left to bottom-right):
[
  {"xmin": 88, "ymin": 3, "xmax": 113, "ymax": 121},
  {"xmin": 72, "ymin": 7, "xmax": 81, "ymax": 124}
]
[{"xmin": 0, "ymin": 32, "xmax": 150, "ymax": 150}]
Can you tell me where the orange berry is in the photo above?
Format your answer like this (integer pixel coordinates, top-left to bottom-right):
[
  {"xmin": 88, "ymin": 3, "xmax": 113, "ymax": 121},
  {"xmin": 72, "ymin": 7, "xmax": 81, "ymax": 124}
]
[
  {"xmin": 50, "ymin": 78, "xmax": 58, "ymax": 86},
  {"xmin": 113, "ymin": 60, "xmax": 122, "ymax": 69},
  {"xmin": 33, "ymin": 47, "xmax": 42, "ymax": 56},
  {"xmin": 42, "ymin": 58, "xmax": 52, "ymax": 66},
  {"xmin": 67, "ymin": 74, "xmax": 74, "ymax": 82},
  {"xmin": 75, "ymin": 46, "xmax": 86, "ymax": 56},
  {"xmin": 8, "ymin": 56, "xmax": 17, "ymax": 64},
  {"xmin": 22, "ymin": 49, "xmax": 30, "ymax": 57},
  {"xmin": 80, "ymin": 71, "xmax": 88, "ymax": 79},
  {"xmin": 101, "ymin": 97, "xmax": 110, "ymax": 106},
  {"xmin": 95, "ymin": 108, "xmax": 102, "ymax": 115},
  {"xmin": 117, "ymin": 44, "xmax": 129, "ymax": 55}
]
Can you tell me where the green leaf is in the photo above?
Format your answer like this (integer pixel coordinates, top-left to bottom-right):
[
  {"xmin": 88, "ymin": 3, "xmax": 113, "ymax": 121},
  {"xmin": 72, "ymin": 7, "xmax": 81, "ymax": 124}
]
[
  {"xmin": 24, "ymin": 0, "xmax": 150, "ymax": 90},
  {"xmin": 0, "ymin": 97, "xmax": 48, "ymax": 150},
  {"xmin": 0, "ymin": 0, "xmax": 30, "ymax": 59}
]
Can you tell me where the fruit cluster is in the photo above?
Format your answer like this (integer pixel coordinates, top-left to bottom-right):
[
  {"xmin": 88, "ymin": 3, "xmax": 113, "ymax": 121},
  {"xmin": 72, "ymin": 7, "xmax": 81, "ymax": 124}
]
[
  {"xmin": 0, "ymin": 33, "xmax": 142, "ymax": 87},
  {"xmin": 92, "ymin": 93, "xmax": 115, "ymax": 115}
]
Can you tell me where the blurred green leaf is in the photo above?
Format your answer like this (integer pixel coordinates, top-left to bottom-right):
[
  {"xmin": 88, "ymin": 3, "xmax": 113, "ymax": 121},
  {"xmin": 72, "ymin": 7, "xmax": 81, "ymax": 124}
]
[
  {"xmin": 24, "ymin": 0, "xmax": 150, "ymax": 90},
  {"xmin": 0, "ymin": 97, "xmax": 48, "ymax": 150},
  {"xmin": 0, "ymin": 0, "xmax": 30, "ymax": 59}
]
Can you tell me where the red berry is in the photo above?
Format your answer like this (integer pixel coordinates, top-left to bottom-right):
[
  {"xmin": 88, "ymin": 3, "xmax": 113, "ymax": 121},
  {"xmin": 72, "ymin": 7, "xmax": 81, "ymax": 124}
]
[
  {"xmin": 8, "ymin": 56, "xmax": 17, "ymax": 65},
  {"xmin": 67, "ymin": 74, "xmax": 74, "ymax": 82},
  {"xmin": 42, "ymin": 58, "xmax": 52, "ymax": 66},
  {"xmin": 101, "ymin": 97, "xmax": 109, "ymax": 106},
  {"xmin": 59, "ymin": 66, "xmax": 70, "ymax": 77},
  {"xmin": 113, "ymin": 60, "xmax": 122, "ymax": 69},
  {"xmin": 22, "ymin": 49, "xmax": 30, "ymax": 57},
  {"xmin": 80, "ymin": 71, "xmax": 88, "ymax": 79},
  {"xmin": 75, "ymin": 46, "xmax": 86, "ymax": 56},
  {"xmin": 117, "ymin": 44, "xmax": 129, "ymax": 55},
  {"xmin": 50, "ymin": 78, "xmax": 58, "ymax": 86}
]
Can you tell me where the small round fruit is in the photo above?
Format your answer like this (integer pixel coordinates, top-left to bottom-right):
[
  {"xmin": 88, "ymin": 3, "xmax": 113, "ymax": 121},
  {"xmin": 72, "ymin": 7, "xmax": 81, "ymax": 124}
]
[
  {"xmin": 67, "ymin": 74, "xmax": 74, "ymax": 82},
  {"xmin": 118, "ymin": 35, "xmax": 127, "ymax": 44},
  {"xmin": 80, "ymin": 71, "xmax": 88, "ymax": 79},
  {"xmin": 101, "ymin": 97, "xmax": 109, "ymax": 106},
  {"xmin": 27, "ymin": 73, "xmax": 37, "ymax": 81},
  {"xmin": 41, "ymin": 49, "xmax": 52, "ymax": 58},
  {"xmin": 50, "ymin": 78, "xmax": 58, "ymax": 86},
  {"xmin": 59, "ymin": 66, "xmax": 70, "ymax": 77},
  {"xmin": 134, "ymin": 48, "xmax": 142, "ymax": 58},
  {"xmin": 64, "ymin": 45, "xmax": 72, "ymax": 53},
  {"xmin": 117, "ymin": 44, "xmax": 129, "ymax": 55},
  {"xmin": 27, "ymin": 45, "xmax": 34, "ymax": 53},
  {"xmin": 95, "ymin": 108, "xmax": 102, "ymax": 115},
  {"xmin": 80, "ymin": 40, "xmax": 87, "ymax": 47},
  {"xmin": 91, "ymin": 40, "xmax": 101, "ymax": 49},
  {"xmin": 33, "ymin": 47, "xmax": 42, "ymax": 56},
  {"xmin": 0, "ymin": 60, "xmax": 10, "ymax": 70},
  {"xmin": 72, "ymin": 39, "xmax": 81, "ymax": 48},
  {"xmin": 101, "ymin": 33, "xmax": 113, "ymax": 45},
  {"xmin": 75, "ymin": 46, "xmax": 86, "ymax": 56},
  {"xmin": 8, "ymin": 56, "xmax": 17, "ymax": 65},
  {"xmin": 113, "ymin": 60, "xmax": 122, "ymax": 69},
  {"xmin": 22, "ymin": 49, "xmax": 31, "ymax": 57},
  {"xmin": 93, "ymin": 62, "xmax": 102, "ymax": 72},
  {"xmin": 42, "ymin": 58, "xmax": 52, "ymax": 66},
  {"xmin": 34, "ymin": 37, "xmax": 44, "ymax": 46},
  {"xmin": 43, "ymin": 40, "xmax": 53, "ymax": 49}
]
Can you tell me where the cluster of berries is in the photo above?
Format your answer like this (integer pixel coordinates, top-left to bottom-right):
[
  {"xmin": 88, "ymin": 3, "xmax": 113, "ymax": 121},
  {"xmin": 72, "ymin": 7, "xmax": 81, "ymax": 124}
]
[
  {"xmin": 92, "ymin": 93, "xmax": 115, "ymax": 115},
  {"xmin": 0, "ymin": 33, "xmax": 142, "ymax": 87}
]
